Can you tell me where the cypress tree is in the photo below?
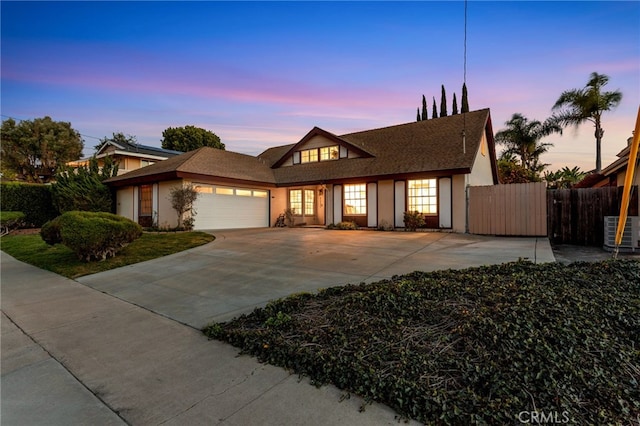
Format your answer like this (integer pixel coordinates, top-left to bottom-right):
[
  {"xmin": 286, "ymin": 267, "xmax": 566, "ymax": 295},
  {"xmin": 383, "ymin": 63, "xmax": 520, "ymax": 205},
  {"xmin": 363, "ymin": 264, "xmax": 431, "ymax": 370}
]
[
  {"xmin": 452, "ymin": 93, "xmax": 459, "ymax": 115},
  {"xmin": 432, "ymin": 97, "xmax": 438, "ymax": 119},
  {"xmin": 440, "ymin": 85, "xmax": 448, "ymax": 117},
  {"xmin": 416, "ymin": 108, "xmax": 421, "ymax": 122},
  {"xmin": 461, "ymin": 83, "xmax": 470, "ymax": 113},
  {"xmin": 421, "ymin": 95, "xmax": 428, "ymax": 120}
]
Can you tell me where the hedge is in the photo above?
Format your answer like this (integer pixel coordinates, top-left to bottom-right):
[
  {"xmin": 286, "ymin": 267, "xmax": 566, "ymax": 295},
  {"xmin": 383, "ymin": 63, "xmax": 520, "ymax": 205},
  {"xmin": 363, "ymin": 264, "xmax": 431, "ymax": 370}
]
[
  {"xmin": 1, "ymin": 182, "xmax": 58, "ymax": 226},
  {"xmin": 41, "ymin": 211, "xmax": 142, "ymax": 262}
]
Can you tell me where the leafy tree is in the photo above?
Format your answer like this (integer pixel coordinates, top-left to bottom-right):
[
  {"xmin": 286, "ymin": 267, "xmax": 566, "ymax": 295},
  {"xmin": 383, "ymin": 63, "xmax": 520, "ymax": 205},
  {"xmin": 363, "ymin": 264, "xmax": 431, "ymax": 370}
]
[
  {"xmin": 461, "ymin": 83, "xmax": 470, "ymax": 113},
  {"xmin": 452, "ymin": 93, "xmax": 459, "ymax": 115},
  {"xmin": 544, "ymin": 166, "xmax": 586, "ymax": 189},
  {"xmin": 495, "ymin": 113, "xmax": 562, "ymax": 178},
  {"xmin": 552, "ymin": 72, "xmax": 623, "ymax": 173},
  {"xmin": 95, "ymin": 132, "xmax": 138, "ymax": 151},
  {"xmin": 161, "ymin": 125, "xmax": 225, "ymax": 152},
  {"xmin": 440, "ymin": 85, "xmax": 448, "ymax": 117},
  {"xmin": 421, "ymin": 95, "xmax": 428, "ymax": 121},
  {"xmin": 53, "ymin": 156, "xmax": 119, "ymax": 213},
  {"xmin": 169, "ymin": 184, "xmax": 199, "ymax": 230},
  {"xmin": 0, "ymin": 117, "xmax": 83, "ymax": 183},
  {"xmin": 432, "ymin": 97, "xmax": 438, "ymax": 119},
  {"xmin": 497, "ymin": 157, "xmax": 540, "ymax": 184},
  {"xmin": 416, "ymin": 108, "xmax": 421, "ymax": 122}
]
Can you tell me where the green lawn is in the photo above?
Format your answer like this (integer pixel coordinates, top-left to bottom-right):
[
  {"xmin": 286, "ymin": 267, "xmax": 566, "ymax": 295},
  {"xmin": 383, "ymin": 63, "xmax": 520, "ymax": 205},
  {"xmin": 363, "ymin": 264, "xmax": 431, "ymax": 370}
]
[
  {"xmin": 1, "ymin": 231, "xmax": 215, "ymax": 278},
  {"xmin": 204, "ymin": 260, "xmax": 640, "ymax": 425}
]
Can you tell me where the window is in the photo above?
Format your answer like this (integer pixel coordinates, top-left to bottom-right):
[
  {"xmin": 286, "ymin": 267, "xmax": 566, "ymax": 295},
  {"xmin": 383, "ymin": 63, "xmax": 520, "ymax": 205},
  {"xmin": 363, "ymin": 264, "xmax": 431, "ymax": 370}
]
[
  {"xmin": 299, "ymin": 146, "xmax": 339, "ymax": 163},
  {"xmin": 194, "ymin": 185, "xmax": 213, "ymax": 194},
  {"xmin": 304, "ymin": 189, "xmax": 315, "ymax": 215},
  {"xmin": 289, "ymin": 189, "xmax": 302, "ymax": 214},
  {"xmin": 300, "ymin": 149, "xmax": 318, "ymax": 163},
  {"xmin": 408, "ymin": 179, "xmax": 437, "ymax": 214},
  {"xmin": 289, "ymin": 189, "xmax": 316, "ymax": 216},
  {"xmin": 344, "ymin": 184, "xmax": 366, "ymax": 215},
  {"xmin": 216, "ymin": 187, "xmax": 234, "ymax": 195},
  {"xmin": 140, "ymin": 160, "xmax": 155, "ymax": 167},
  {"xmin": 253, "ymin": 190, "xmax": 268, "ymax": 198},
  {"xmin": 236, "ymin": 189, "xmax": 252, "ymax": 197},
  {"xmin": 320, "ymin": 146, "xmax": 339, "ymax": 161}
]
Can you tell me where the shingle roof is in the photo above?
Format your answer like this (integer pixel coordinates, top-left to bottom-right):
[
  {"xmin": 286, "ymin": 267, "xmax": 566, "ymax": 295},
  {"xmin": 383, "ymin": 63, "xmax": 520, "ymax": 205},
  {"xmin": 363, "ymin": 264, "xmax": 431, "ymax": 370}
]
[
  {"xmin": 106, "ymin": 109, "xmax": 496, "ymax": 187},
  {"xmin": 272, "ymin": 109, "xmax": 494, "ymax": 184},
  {"xmin": 105, "ymin": 147, "xmax": 276, "ymax": 186}
]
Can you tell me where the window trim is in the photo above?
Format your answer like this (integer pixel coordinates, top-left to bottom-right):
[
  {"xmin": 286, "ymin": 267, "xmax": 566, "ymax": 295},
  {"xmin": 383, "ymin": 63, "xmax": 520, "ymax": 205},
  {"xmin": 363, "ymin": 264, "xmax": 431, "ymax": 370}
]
[
  {"xmin": 297, "ymin": 146, "xmax": 340, "ymax": 164},
  {"xmin": 289, "ymin": 189, "xmax": 303, "ymax": 215},
  {"xmin": 407, "ymin": 179, "xmax": 438, "ymax": 215},
  {"xmin": 343, "ymin": 183, "xmax": 367, "ymax": 216}
]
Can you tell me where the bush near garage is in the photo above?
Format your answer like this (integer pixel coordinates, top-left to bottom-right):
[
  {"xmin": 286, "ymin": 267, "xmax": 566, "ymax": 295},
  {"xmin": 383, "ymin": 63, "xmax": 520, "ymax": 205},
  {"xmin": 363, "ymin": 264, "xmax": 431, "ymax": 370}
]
[
  {"xmin": 203, "ymin": 260, "xmax": 640, "ymax": 425},
  {"xmin": 41, "ymin": 211, "xmax": 142, "ymax": 262},
  {"xmin": 0, "ymin": 182, "xmax": 58, "ymax": 227}
]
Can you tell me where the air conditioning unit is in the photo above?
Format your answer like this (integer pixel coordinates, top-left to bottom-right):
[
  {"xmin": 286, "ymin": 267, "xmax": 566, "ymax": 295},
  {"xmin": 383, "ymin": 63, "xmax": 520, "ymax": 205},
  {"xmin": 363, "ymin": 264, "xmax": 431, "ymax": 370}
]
[{"xmin": 603, "ymin": 216, "xmax": 640, "ymax": 252}]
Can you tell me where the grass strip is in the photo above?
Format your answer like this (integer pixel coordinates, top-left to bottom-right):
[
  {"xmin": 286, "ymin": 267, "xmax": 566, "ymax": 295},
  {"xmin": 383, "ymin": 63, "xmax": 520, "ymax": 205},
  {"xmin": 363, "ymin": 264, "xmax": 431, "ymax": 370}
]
[{"xmin": 1, "ymin": 231, "xmax": 214, "ymax": 278}]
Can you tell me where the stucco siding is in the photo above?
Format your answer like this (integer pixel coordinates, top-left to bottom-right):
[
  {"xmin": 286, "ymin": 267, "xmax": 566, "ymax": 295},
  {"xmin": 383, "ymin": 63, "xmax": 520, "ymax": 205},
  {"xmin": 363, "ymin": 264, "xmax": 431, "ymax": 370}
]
[
  {"xmin": 116, "ymin": 186, "xmax": 135, "ymax": 221},
  {"xmin": 270, "ymin": 187, "xmax": 287, "ymax": 227},
  {"xmin": 158, "ymin": 180, "xmax": 183, "ymax": 228},
  {"xmin": 468, "ymin": 132, "xmax": 495, "ymax": 186}
]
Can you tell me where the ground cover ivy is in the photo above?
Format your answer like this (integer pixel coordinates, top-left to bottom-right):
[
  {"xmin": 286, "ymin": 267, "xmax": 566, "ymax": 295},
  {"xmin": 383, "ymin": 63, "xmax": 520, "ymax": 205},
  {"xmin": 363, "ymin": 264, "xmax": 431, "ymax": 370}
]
[{"xmin": 203, "ymin": 260, "xmax": 639, "ymax": 424}]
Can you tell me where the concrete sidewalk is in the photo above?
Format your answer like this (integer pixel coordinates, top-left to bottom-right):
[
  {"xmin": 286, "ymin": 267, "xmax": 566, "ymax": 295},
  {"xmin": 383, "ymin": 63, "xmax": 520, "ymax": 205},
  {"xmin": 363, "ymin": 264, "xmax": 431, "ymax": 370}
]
[
  {"xmin": 2, "ymin": 229, "xmax": 555, "ymax": 425},
  {"xmin": 1, "ymin": 251, "xmax": 412, "ymax": 425}
]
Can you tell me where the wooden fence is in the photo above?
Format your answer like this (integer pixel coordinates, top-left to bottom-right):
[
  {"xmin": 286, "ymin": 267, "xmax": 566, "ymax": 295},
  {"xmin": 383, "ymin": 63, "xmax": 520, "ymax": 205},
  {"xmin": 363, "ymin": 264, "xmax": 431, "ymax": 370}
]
[
  {"xmin": 468, "ymin": 182, "xmax": 547, "ymax": 236},
  {"xmin": 547, "ymin": 186, "xmax": 638, "ymax": 246}
]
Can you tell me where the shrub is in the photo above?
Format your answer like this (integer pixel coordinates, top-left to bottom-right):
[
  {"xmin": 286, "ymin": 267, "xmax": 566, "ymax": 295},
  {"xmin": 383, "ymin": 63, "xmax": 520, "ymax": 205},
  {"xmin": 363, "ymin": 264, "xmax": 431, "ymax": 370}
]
[
  {"xmin": 403, "ymin": 210, "xmax": 425, "ymax": 231},
  {"xmin": 0, "ymin": 182, "xmax": 58, "ymax": 226},
  {"xmin": 284, "ymin": 208, "xmax": 295, "ymax": 227},
  {"xmin": 53, "ymin": 211, "xmax": 142, "ymax": 261},
  {"xmin": 377, "ymin": 219, "xmax": 393, "ymax": 231},
  {"xmin": 52, "ymin": 156, "xmax": 118, "ymax": 213},
  {"xmin": 326, "ymin": 221, "xmax": 358, "ymax": 230},
  {"xmin": 40, "ymin": 216, "xmax": 63, "ymax": 245},
  {"xmin": 0, "ymin": 211, "xmax": 26, "ymax": 235},
  {"xmin": 168, "ymin": 184, "xmax": 199, "ymax": 230}
]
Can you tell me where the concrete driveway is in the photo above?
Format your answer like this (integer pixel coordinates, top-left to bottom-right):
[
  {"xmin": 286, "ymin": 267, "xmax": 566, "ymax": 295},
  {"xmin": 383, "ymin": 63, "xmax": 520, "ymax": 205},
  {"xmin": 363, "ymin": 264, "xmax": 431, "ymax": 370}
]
[
  {"xmin": 3, "ymin": 228, "xmax": 554, "ymax": 425},
  {"xmin": 77, "ymin": 228, "xmax": 555, "ymax": 329}
]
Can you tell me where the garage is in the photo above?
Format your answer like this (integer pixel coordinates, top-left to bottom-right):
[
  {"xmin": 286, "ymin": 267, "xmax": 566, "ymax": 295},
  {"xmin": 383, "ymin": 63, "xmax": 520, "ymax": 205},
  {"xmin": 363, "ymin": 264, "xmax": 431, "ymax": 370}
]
[{"xmin": 193, "ymin": 184, "xmax": 270, "ymax": 230}]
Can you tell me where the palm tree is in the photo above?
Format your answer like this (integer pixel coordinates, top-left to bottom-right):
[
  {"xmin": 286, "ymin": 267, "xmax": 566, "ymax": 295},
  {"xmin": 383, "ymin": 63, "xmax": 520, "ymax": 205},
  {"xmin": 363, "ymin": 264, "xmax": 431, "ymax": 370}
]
[
  {"xmin": 552, "ymin": 72, "xmax": 623, "ymax": 172},
  {"xmin": 495, "ymin": 113, "xmax": 562, "ymax": 178}
]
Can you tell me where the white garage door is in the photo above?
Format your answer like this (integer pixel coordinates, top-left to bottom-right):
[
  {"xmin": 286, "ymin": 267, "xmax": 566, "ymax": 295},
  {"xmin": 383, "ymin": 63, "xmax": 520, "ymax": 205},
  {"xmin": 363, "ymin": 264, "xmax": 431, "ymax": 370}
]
[{"xmin": 193, "ymin": 185, "xmax": 269, "ymax": 230}]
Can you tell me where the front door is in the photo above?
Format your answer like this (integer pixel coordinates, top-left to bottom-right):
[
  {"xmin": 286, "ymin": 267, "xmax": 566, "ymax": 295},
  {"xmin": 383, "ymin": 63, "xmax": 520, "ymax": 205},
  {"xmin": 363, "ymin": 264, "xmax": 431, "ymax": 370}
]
[
  {"xmin": 138, "ymin": 184, "xmax": 153, "ymax": 227},
  {"xmin": 288, "ymin": 188, "xmax": 318, "ymax": 225}
]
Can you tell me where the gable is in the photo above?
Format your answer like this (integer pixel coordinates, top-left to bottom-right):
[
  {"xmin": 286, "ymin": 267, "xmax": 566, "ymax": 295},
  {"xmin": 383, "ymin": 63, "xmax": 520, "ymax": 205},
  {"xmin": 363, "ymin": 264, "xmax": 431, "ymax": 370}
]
[{"xmin": 270, "ymin": 127, "xmax": 373, "ymax": 168}]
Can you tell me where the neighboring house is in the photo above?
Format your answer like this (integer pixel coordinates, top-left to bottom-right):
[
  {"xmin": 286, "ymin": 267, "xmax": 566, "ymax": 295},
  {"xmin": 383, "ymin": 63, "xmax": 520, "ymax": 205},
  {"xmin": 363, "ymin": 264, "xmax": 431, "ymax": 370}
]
[
  {"xmin": 68, "ymin": 140, "xmax": 183, "ymax": 175},
  {"xmin": 575, "ymin": 136, "xmax": 640, "ymax": 189},
  {"xmin": 105, "ymin": 108, "xmax": 498, "ymax": 231}
]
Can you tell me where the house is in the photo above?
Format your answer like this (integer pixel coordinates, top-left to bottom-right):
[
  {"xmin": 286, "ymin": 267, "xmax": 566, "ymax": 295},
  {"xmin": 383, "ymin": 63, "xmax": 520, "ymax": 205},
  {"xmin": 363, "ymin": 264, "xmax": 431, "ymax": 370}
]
[
  {"xmin": 68, "ymin": 139, "xmax": 183, "ymax": 175},
  {"xmin": 105, "ymin": 108, "xmax": 498, "ymax": 231},
  {"xmin": 575, "ymin": 136, "xmax": 640, "ymax": 189}
]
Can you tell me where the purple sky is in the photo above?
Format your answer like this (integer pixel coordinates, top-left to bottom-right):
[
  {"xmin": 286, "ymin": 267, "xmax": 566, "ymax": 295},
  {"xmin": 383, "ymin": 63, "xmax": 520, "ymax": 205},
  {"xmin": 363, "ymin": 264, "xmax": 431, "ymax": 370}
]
[{"xmin": 2, "ymin": 1, "xmax": 639, "ymax": 173}]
